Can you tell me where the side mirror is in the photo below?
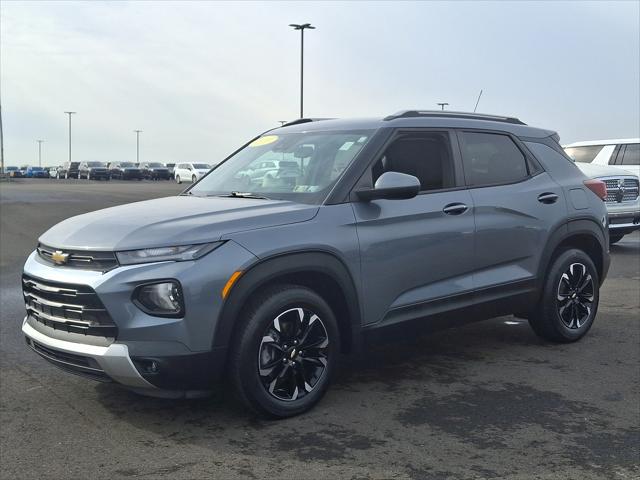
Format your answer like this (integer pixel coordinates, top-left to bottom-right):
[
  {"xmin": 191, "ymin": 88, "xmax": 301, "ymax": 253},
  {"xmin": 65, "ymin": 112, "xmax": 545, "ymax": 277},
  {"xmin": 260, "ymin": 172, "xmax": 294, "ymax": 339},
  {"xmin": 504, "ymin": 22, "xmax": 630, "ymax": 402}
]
[{"xmin": 356, "ymin": 171, "xmax": 420, "ymax": 201}]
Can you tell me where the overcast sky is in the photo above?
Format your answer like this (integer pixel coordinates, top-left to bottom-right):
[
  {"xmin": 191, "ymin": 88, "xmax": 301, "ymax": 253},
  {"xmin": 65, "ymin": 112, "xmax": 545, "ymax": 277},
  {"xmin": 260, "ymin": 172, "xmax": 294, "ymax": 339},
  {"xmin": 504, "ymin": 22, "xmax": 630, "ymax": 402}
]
[{"xmin": 1, "ymin": 0, "xmax": 639, "ymax": 167}]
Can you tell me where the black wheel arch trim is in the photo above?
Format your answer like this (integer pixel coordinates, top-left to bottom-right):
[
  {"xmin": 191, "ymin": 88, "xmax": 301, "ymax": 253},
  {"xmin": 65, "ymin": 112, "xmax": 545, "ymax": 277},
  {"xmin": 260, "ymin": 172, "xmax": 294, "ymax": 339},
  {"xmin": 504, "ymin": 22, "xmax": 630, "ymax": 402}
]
[
  {"xmin": 538, "ymin": 218, "xmax": 608, "ymax": 292},
  {"xmin": 213, "ymin": 250, "xmax": 363, "ymax": 353}
]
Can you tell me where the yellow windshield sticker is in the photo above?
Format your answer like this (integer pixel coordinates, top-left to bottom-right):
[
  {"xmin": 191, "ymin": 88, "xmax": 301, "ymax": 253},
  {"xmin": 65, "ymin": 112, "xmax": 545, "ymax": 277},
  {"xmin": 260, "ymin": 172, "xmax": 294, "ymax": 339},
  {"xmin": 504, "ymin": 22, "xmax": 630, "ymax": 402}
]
[{"xmin": 249, "ymin": 135, "xmax": 278, "ymax": 147}]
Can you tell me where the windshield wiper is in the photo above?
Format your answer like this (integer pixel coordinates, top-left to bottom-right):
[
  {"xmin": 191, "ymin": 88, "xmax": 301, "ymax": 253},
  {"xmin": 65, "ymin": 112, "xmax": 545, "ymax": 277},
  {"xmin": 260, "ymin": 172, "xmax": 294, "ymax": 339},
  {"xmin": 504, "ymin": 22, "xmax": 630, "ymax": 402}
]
[{"xmin": 213, "ymin": 191, "xmax": 271, "ymax": 200}]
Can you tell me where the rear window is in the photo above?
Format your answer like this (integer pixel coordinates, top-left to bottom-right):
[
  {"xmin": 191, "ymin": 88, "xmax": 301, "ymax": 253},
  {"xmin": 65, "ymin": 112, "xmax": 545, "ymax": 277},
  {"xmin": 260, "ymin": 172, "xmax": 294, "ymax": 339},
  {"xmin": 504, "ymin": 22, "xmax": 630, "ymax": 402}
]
[
  {"xmin": 621, "ymin": 144, "xmax": 639, "ymax": 165},
  {"xmin": 564, "ymin": 145, "xmax": 604, "ymax": 163}
]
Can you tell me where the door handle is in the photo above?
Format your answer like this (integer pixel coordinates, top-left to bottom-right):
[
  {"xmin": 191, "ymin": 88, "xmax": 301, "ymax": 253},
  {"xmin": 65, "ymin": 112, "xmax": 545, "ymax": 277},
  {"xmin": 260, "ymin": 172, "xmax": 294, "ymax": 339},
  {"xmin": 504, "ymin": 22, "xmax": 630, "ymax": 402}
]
[
  {"xmin": 538, "ymin": 192, "xmax": 559, "ymax": 204},
  {"xmin": 443, "ymin": 203, "xmax": 468, "ymax": 215}
]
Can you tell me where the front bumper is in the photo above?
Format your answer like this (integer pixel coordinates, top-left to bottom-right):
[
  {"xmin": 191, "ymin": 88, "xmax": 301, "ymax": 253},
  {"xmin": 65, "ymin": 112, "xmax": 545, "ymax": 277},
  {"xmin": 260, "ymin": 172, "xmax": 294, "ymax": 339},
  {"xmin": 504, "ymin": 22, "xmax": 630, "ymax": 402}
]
[
  {"xmin": 20, "ymin": 241, "xmax": 257, "ymax": 396},
  {"xmin": 23, "ymin": 318, "xmax": 153, "ymax": 389},
  {"xmin": 607, "ymin": 207, "xmax": 640, "ymax": 234}
]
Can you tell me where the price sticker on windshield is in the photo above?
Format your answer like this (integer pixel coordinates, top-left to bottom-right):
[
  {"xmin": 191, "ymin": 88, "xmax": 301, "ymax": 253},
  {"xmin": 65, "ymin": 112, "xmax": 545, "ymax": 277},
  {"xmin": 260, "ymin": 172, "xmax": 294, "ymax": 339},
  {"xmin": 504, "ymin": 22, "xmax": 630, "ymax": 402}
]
[{"xmin": 249, "ymin": 135, "xmax": 278, "ymax": 147}]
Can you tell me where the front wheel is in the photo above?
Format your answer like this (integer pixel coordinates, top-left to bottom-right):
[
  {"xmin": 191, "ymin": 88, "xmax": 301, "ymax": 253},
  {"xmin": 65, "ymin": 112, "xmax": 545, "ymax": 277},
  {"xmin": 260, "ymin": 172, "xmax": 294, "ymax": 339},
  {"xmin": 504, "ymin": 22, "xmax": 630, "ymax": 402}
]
[
  {"xmin": 191, "ymin": 175, "xmax": 197, "ymax": 183},
  {"xmin": 229, "ymin": 285, "xmax": 339, "ymax": 418},
  {"xmin": 176, "ymin": 175, "xmax": 181, "ymax": 184},
  {"xmin": 529, "ymin": 248, "xmax": 599, "ymax": 343},
  {"xmin": 609, "ymin": 234, "xmax": 624, "ymax": 245}
]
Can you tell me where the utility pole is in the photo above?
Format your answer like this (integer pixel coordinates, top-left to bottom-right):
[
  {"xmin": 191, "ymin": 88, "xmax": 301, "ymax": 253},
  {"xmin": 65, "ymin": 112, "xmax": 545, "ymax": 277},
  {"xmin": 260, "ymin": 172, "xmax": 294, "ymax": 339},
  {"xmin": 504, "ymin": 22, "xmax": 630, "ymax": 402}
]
[
  {"xmin": 134, "ymin": 130, "xmax": 142, "ymax": 163},
  {"xmin": 37, "ymin": 140, "xmax": 44, "ymax": 167},
  {"xmin": 64, "ymin": 111, "xmax": 76, "ymax": 164},
  {"xmin": 289, "ymin": 23, "xmax": 315, "ymax": 118},
  {"xmin": 437, "ymin": 102, "xmax": 449, "ymax": 111},
  {"xmin": 473, "ymin": 89, "xmax": 483, "ymax": 113},
  {"xmin": 0, "ymin": 102, "xmax": 4, "ymax": 175}
]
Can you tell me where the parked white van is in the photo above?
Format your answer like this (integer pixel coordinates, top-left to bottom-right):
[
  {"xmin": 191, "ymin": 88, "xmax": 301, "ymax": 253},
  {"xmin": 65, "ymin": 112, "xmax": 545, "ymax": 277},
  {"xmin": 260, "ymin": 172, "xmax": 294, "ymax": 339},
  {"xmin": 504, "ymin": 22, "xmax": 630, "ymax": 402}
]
[{"xmin": 174, "ymin": 163, "xmax": 212, "ymax": 184}]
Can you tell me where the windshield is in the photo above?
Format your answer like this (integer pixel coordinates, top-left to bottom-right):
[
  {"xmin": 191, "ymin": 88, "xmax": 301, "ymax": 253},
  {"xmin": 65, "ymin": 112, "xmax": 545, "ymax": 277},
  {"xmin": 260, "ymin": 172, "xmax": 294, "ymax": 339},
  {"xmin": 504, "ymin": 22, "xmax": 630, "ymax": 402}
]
[
  {"xmin": 87, "ymin": 162, "xmax": 105, "ymax": 167},
  {"xmin": 189, "ymin": 131, "xmax": 372, "ymax": 204},
  {"xmin": 193, "ymin": 163, "xmax": 210, "ymax": 169},
  {"xmin": 120, "ymin": 162, "xmax": 135, "ymax": 167},
  {"xmin": 148, "ymin": 162, "xmax": 164, "ymax": 167},
  {"xmin": 31, "ymin": 167, "xmax": 43, "ymax": 171}
]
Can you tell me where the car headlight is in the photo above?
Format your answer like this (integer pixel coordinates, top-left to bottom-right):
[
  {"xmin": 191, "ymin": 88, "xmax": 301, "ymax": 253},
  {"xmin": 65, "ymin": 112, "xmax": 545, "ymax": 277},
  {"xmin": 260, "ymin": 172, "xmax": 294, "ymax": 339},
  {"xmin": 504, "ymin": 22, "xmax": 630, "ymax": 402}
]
[
  {"xmin": 133, "ymin": 281, "xmax": 184, "ymax": 317},
  {"xmin": 116, "ymin": 242, "xmax": 223, "ymax": 265}
]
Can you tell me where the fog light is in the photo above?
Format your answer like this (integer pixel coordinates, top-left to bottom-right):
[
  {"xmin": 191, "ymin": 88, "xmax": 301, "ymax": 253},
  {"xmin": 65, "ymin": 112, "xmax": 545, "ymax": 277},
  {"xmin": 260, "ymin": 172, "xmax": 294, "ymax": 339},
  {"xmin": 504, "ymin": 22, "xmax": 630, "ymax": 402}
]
[{"xmin": 133, "ymin": 281, "xmax": 184, "ymax": 317}]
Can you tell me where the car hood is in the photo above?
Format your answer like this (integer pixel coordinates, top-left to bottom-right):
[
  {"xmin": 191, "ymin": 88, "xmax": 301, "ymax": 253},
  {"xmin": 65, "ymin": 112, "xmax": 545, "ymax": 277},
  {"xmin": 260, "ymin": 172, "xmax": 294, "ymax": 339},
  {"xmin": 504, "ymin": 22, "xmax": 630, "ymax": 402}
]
[
  {"xmin": 574, "ymin": 162, "xmax": 638, "ymax": 178},
  {"xmin": 39, "ymin": 196, "xmax": 319, "ymax": 251}
]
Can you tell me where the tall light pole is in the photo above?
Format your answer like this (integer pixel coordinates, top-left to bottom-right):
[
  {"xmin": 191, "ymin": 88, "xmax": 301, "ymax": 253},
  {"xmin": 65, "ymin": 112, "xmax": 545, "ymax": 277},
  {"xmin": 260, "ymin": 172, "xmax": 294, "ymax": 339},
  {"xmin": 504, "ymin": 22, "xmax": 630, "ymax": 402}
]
[
  {"xmin": 289, "ymin": 23, "xmax": 315, "ymax": 118},
  {"xmin": 36, "ymin": 140, "xmax": 44, "ymax": 167},
  {"xmin": 64, "ymin": 111, "xmax": 76, "ymax": 164},
  {"xmin": 134, "ymin": 130, "xmax": 142, "ymax": 163},
  {"xmin": 437, "ymin": 102, "xmax": 449, "ymax": 111}
]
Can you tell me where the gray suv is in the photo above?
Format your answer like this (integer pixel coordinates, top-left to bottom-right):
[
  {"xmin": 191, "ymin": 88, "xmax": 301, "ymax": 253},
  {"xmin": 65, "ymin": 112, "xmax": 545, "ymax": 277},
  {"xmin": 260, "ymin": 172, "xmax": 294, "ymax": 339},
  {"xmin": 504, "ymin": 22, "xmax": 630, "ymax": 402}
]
[{"xmin": 22, "ymin": 111, "xmax": 610, "ymax": 417}]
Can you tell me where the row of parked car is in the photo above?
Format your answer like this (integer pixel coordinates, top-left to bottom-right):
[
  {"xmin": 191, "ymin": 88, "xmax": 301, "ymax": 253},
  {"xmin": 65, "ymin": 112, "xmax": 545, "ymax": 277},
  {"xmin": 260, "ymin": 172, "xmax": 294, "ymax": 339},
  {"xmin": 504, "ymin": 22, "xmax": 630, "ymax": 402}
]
[{"xmin": 5, "ymin": 161, "xmax": 214, "ymax": 183}]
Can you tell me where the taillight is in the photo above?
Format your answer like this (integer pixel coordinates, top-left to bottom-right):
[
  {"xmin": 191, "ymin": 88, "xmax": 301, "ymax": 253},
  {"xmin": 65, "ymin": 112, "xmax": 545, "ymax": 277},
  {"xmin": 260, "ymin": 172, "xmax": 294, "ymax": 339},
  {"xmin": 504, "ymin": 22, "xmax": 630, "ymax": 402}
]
[{"xmin": 584, "ymin": 179, "xmax": 607, "ymax": 201}]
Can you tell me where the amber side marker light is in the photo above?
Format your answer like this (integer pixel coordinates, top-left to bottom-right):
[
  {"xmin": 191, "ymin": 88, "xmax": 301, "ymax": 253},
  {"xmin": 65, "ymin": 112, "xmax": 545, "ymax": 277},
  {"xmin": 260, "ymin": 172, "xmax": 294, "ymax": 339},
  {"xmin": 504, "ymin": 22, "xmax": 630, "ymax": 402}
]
[
  {"xmin": 584, "ymin": 179, "xmax": 607, "ymax": 201},
  {"xmin": 222, "ymin": 271, "xmax": 243, "ymax": 299}
]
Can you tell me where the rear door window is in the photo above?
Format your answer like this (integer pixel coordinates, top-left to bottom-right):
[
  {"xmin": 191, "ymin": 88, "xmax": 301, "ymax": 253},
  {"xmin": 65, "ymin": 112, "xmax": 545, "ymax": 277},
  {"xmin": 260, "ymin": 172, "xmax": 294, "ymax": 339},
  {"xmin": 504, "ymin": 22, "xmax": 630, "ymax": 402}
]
[
  {"xmin": 621, "ymin": 144, "xmax": 640, "ymax": 165},
  {"xmin": 459, "ymin": 132, "xmax": 529, "ymax": 186}
]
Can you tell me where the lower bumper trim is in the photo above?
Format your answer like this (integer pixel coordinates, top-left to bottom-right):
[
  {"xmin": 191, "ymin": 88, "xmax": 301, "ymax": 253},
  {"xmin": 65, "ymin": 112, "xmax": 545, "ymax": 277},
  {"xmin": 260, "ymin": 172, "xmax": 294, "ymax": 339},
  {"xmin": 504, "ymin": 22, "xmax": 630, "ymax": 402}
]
[{"xmin": 22, "ymin": 317, "xmax": 156, "ymax": 390}]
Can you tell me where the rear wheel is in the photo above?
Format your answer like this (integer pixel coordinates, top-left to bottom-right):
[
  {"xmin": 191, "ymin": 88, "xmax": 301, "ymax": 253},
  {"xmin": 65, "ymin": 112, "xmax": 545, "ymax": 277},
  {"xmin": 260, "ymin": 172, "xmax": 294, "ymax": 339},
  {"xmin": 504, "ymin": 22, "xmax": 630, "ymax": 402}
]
[
  {"xmin": 609, "ymin": 234, "xmax": 624, "ymax": 245},
  {"xmin": 192, "ymin": 175, "xmax": 197, "ymax": 183},
  {"xmin": 229, "ymin": 285, "xmax": 339, "ymax": 418},
  {"xmin": 529, "ymin": 248, "xmax": 599, "ymax": 343}
]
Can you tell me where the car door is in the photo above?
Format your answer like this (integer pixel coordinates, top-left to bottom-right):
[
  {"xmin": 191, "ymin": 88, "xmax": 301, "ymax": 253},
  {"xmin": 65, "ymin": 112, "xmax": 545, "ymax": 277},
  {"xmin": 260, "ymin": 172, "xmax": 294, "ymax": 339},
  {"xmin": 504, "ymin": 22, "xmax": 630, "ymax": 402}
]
[
  {"xmin": 456, "ymin": 130, "xmax": 565, "ymax": 297},
  {"xmin": 352, "ymin": 130, "xmax": 476, "ymax": 327}
]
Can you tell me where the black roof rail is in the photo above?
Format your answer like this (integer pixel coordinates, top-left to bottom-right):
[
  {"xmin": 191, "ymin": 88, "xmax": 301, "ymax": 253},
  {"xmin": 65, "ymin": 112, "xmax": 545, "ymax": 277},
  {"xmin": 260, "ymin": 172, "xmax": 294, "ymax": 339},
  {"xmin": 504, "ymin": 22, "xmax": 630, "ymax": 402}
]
[
  {"xmin": 281, "ymin": 118, "xmax": 335, "ymax": 127},
  {"xmin": 383, "ymin": 110, "xmax": 526, "ymax": 125}
]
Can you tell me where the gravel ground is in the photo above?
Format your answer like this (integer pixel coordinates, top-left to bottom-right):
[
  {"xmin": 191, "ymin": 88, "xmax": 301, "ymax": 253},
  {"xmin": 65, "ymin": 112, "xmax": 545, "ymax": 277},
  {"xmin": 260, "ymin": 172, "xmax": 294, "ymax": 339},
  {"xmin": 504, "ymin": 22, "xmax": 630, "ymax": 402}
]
[{"xmin": 1, "ymin": 179, "xmax": 638, "ymax": 479}]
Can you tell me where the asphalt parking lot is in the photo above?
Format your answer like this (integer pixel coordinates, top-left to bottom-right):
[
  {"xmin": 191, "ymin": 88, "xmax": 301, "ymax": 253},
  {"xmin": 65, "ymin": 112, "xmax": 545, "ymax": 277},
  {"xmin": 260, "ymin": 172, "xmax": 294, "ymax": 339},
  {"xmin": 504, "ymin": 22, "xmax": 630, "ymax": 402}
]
[{"xmin": 1, "ymin": 179, "xmax": 638, "ymax": 479}]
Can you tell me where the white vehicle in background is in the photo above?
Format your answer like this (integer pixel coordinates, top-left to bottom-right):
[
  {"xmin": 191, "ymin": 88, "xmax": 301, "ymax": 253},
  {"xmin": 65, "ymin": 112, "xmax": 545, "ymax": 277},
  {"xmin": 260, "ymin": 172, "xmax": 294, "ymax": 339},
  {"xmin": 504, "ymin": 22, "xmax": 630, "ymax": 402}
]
[
  {"xmin": 174, "ymin": 163, "xmax": 212, "ymax": 184},
  {"xmin": 570, "ymin": 162, "xmax": 640, "ymax": 244},
  {"xmin": 564, "ymin": 138, "xmax": 639, "ymax": 177}
]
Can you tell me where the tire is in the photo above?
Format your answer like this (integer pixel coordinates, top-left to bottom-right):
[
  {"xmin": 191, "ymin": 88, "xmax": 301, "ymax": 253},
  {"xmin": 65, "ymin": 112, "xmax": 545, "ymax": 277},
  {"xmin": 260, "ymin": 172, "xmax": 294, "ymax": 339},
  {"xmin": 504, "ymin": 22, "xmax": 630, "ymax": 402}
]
[
  {"xmin": 529, "ymin": 248, "xmax": 599, "ymax": 343},
  {"xmin": 229, "ymin": 284, "xmax": 339, "ymax": 418},
  {"xmin": 609, "ymin": 234, "xmax": 624, "ymax": 245},
  {"xmin": 176, "ymin": 175, "xmax": 182, "ymax": 184},
  {"xmin": 192, "ymin": 175, "xmax": 197, "ymax": 183}
]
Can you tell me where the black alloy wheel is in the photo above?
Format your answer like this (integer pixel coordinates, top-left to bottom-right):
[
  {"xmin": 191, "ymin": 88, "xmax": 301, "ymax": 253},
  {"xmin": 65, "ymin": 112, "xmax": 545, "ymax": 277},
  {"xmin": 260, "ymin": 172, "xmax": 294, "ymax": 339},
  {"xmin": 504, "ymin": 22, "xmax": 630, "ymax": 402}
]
[
  {"xmin": 229, "ymin": 284, "xmax": 339, "ymax": 418},
  {"xmin": 529, "ymin": 248, "xmax": 599, "ymax": 342},
  {"xmin": 556, "ymin": 263, "xmax": 595, "ymax": 329},
  {"xmin": 258, "ymin": 307, "xmax": 329, "ymax": 402}
]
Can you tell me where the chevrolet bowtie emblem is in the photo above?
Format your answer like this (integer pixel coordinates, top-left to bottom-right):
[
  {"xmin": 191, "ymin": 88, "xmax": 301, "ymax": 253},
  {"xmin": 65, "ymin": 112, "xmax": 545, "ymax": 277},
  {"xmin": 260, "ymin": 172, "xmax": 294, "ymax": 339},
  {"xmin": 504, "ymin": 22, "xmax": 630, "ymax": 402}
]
[{"xmin": 51, "ymin": 250, "xmax": 69, "ymax": 265}]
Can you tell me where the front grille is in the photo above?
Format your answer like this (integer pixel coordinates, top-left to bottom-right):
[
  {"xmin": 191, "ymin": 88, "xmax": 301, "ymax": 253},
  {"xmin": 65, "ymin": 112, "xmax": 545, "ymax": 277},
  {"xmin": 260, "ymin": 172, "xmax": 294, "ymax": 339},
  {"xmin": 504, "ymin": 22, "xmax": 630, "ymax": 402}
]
[
  {"xmin": 26, "ymin": 338, "xmax": 111, "ymax": 382},
  {"xmin": 604, "ymin": 178, "xmax": 639, "ymax": 203},
  {"xmin": 37, "ymin": 244, "xmax": 118, "ymax": 271},
  {"xmin": 22, "ymin": 274, "xmax": 117, "ymax": 338}
]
